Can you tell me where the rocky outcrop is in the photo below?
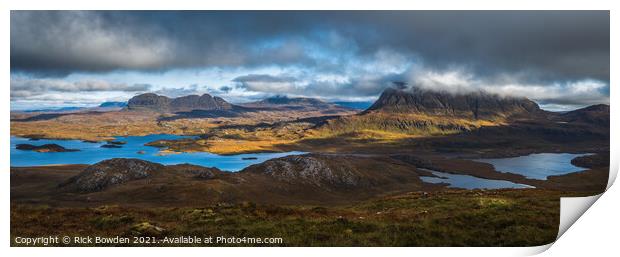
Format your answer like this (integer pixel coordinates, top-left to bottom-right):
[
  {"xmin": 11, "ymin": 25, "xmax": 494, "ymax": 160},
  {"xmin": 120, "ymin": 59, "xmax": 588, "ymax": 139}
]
[
  {"xmin": 237, "ymin": 154, "xmax": 434, "ymax": 197},
  {"xmin": 242, "ymin": 154, "xmax": 371, "ymax": 189},
  {"xmin": 366, "ymin": 86, "xmax": 542, "ymax": 120},
  {"xmin": 61, "ymin": 158, "xmax": 164, "ymax": 192},
  {"xmin": 15, "ymin": 143, "xmax": 79, "ymax": 152},
  {"xmin": 127, "ymin": 93, "xmax": 233, "ymax": 113},
  {"xmin": 168, "ymin": 164, "xmax": 223, "ymax": 179}
]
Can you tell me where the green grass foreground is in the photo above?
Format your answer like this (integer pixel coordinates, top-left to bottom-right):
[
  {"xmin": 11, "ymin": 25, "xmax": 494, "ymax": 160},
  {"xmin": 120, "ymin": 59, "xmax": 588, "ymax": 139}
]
[{"xmin": 10, "ymin": 188, "xmax": 587, "ymax": 247}]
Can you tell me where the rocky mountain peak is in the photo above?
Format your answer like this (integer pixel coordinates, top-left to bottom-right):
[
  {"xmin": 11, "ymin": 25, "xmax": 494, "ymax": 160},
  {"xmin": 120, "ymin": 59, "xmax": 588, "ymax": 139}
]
[{"xmin": 127, "ymin": 93, "xmax": 233, "ymax": 113}]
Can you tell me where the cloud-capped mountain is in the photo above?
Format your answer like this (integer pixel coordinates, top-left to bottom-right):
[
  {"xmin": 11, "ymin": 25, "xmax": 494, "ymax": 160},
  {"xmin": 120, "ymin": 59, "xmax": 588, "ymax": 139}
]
[{"xmin": 365, "ymin": 85, "xmax": 543, "ymax": 120}]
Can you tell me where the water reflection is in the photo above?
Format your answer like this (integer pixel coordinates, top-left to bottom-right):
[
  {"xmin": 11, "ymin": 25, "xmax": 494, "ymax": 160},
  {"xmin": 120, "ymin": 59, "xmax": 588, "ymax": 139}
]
[
  {"xmin": 420, "ymin": 169, "xmax": 534, "ymax": 189},
  {"xmin": 474, "ymin": 153, "xmax": 591, "ymax": 180}
]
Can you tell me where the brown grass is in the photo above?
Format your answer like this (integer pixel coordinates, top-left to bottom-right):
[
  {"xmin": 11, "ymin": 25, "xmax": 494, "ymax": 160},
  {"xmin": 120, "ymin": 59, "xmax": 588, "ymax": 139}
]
[{"xmin": 11, "ymin": 189, "xmax": 574, "ymax": 247}]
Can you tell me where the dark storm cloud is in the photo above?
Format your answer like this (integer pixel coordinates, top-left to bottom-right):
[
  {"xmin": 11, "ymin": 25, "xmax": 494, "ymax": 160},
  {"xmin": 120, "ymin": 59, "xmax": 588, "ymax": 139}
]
[
  {"xmin": 10, "ymin": 11, "xmax": 326, "ymax": 76},
  {"xmin": 10, "ymin": 78, "xmax": 151, "ymax": 99},
  {"xmin": 11, "ymin": 11, "xmax": 609, "ymax": 82},
  {"xmin": 232, "ymin": 72, "xmax": 401, "ymax": 100},
  {"xmin": 233, "ymin": 74, "xmax": 298, "ymax": 84},
  {"xmin": 366, "ymin": 11, "xmax": 610, "ymax": 83}
]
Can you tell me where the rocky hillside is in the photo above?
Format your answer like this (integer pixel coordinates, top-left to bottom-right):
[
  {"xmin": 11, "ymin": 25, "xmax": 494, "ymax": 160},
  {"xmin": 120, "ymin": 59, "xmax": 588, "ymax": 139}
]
[
  {"xmin": 13, "ymin": 150, "xmax": 608, "ymax": 207},
  {"xmin": 45, "ymin": 155, "xmax": 438, "ymax": 204},
  {"xmin": 60, "ymin": 158, "xmax": 165, "ymax": 192},
  {"xmin": 240, "ymin": 154, "xmax": 430, "ymax": 191},
  {"xmin": 127, "ymin": 93, "xmax": 234, "ymax": 113},
  {"xmin": 559, "ymin": 104, "xmax": 610, "ymax": 125},
  {"xmin": 167, "ymin": 164, "xmax": 224, "ymax": 179},
  {"xmin": 59, "ymin": 159, "xmax": 228, "ymax": 193},
  {"xmin": 366, "ymin": 86, "xmax": 542, "ymax": 120}
]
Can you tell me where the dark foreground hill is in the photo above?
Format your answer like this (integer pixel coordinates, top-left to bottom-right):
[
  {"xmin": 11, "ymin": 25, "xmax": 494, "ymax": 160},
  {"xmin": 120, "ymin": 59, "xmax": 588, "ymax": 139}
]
[
  {"xmin": 48, "ymin": 155, "xmax": 436, "ymax": 205},
  {"xmin": 12, "ymin": 151, "xmax": 608, "ymax": 208},
  {"xmin": 59, "ymin": 158, "xmax": 224, "ymax": 193},
  {"xmin": 10, "ymin": 153, "xmax": 607, "ymax": 246}
]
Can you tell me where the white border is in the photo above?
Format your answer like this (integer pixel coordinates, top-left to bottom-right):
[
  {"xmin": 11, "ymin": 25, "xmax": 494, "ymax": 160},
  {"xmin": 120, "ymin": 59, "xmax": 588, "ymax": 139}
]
[{"xmin": 2, "ymin": 1, "xmax": 617, "ymax": 256}]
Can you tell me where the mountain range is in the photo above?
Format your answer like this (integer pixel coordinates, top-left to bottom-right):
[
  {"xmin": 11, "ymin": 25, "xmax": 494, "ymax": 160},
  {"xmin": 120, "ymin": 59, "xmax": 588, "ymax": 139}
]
[
  {"xmin": 240, "ymin": 95, "xmax": 353, "ymax": 113},
  {"xmin": 126, "ymin": 86, "xmax": 552, "ymax": 120},
  {"xmin": 126, "ymin": 93, "xmax": 354, "ymax": 116},
  {"xmin": 122, "ymin": 86, "xmax": 608, "ymax": 138},
  {"xmin": 243, "ymin": 95, "xmax": 334, "ymax": 108}
]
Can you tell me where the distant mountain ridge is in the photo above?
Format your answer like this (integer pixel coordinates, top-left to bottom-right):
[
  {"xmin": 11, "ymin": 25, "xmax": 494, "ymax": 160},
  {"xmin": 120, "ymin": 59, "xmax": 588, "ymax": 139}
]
[
  {"xmin": 243, "ymin": 95, "xmax": 341, "ymax": 109},
  {"xmin": 127, "ymin": 93, "xmax": 234, "ymax": 113},
  {"xmin": 255, "ymin": 96, "xmax": 327, "ymax": 106},
  {"xmin": 240, "ymin": 95, "xmax": 355, "ymax": 114}
]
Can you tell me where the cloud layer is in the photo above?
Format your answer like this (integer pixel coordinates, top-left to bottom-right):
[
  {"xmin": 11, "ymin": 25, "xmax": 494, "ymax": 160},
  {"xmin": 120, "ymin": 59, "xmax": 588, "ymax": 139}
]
[
  {"xmin": 11, "ymin": 78, "xmax": 151, "ymax": 99},
  {"xmin": 231, "ymin": 65, "xmax": 609, "ymax": 110},
  {"xmin": 12, "ymin": 11, "xmax": 609, "ymax": 81},
  {"xmin": 10, "ymin": 11, "xmax": 610, "ymax": 110}
]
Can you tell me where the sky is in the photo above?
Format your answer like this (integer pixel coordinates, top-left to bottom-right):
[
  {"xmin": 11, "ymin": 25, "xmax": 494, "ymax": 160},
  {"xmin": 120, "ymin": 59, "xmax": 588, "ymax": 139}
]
[{"xmin": 10, "ymin": 11, "xmax": 610, "ymax": 111}]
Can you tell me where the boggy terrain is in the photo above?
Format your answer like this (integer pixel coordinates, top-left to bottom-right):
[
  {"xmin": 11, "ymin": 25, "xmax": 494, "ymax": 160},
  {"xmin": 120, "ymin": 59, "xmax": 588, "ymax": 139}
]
[
  {"xmin": 11, "ymin": 153, "xmax": 607, "ymax": 246},
  {"xmin": 10, "ymin": 86, "xmax": 611, "ymax": 246},
  {"xmin": 12, "ymin": 153, "xmax": 608, "ymax": 207},
  {"xmin": 12, "ymin": 189, "xmax": 569, "ymax": 246}
]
